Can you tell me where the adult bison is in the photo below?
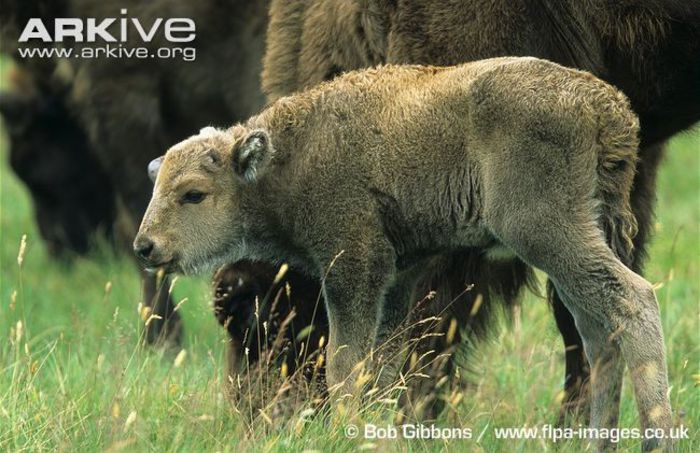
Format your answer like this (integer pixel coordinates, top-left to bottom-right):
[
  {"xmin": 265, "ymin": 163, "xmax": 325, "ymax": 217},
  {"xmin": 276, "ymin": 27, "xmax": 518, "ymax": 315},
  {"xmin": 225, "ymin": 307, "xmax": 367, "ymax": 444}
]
[
  {"xmin": 213, "ymin": 0, "xmax": 698, "ymax": 420},
  {"xmin": 0, "ymin": 1, "xmax": 118, "ymax": 255},
  {"xmin": 0, "ymin": 64, "xmax": 117, "ymax": 257}
]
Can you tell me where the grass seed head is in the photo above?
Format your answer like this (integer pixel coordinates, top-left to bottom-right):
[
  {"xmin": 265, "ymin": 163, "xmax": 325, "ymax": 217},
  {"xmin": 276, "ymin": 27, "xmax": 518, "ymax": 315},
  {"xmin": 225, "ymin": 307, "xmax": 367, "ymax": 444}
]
[
  {"xmin": 353, "ymin": 368, "xmax": 373, "ymax": 390},
  {"xmin": 469, "ymin": 294, "xmax": 484, "ymax": 317},
  {"xmin": 139, "ymin": 305, "xmax": 152, "ymax": 322},
  {"xmin": 314, "ymin": 353, "xmax": 324, "ymax": 371},
  {"xmin": 123, "ymin": 411, "xmax": 137, "ymax": 432},
  {"xmin": 446, "ymin": 318, "xmax": 458, "ymax": 344},
  {"xmin": 554, "ymin": 389, "xmax": 567, "ymax": 404},
  {"xmin": 174, "ymin": 349, "xmax": 187, "ymax": 368},
  {"xmin": 168, "ymin": 276, "xmax": 179, "ymax": 295},
  {"xmin": 17, "ymin": 234, "xmax": 27, "ymax": 266},
  {"xmin": 449, "ymin": 391, "xmax": 463, "ymax": 406},
  {"xmin": 156, "ymin": 268, "xmax": 165, "ymax": 286},
  {"xmin": 692, "ymin": 374, "xmax": 700, "ymax": 387},
  {"xmin": 15, "ymin": 320, "xmax": 23, "ymax": 343},
  {"xmin": 273, "ymin": 263, "xmax": 289, "ymax": 284}
]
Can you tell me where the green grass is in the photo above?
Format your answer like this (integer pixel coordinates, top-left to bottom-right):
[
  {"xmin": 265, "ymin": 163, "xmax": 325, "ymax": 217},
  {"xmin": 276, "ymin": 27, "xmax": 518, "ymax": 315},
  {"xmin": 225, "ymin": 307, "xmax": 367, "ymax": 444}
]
[{"xmin": 1, "ymin": 114, "xmax": 698, "ymax": 451}]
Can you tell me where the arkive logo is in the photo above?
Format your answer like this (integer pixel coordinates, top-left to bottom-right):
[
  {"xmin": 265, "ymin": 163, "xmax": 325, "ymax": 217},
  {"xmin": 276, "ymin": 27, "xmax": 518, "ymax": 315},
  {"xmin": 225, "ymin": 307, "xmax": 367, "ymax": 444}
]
[{"xmin": 19, "ymin": 9, "xmax": 196, "ymax": 43}]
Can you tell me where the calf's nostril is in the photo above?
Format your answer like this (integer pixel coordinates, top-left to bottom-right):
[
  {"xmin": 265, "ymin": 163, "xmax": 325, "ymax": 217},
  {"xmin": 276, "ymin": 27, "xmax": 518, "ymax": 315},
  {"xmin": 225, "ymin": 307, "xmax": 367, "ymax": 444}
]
[{"xmin": 135, "ymin": 238, "xmax": 154, "ymax": 260}]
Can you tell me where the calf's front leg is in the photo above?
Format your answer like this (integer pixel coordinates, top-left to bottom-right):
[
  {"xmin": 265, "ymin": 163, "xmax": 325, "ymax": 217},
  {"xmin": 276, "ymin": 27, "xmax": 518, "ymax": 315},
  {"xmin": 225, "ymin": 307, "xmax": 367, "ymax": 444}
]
[{"xmin": 319, "ymin": 237, "xmax": 396, "ymax": 397}]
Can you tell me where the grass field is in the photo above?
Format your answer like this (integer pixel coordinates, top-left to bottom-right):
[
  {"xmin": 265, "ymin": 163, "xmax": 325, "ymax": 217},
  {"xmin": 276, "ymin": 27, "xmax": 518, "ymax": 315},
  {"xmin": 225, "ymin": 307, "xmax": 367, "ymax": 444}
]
[{"xmin": 1, "ymin": 115, "xmax": 698, "ymax": 451}]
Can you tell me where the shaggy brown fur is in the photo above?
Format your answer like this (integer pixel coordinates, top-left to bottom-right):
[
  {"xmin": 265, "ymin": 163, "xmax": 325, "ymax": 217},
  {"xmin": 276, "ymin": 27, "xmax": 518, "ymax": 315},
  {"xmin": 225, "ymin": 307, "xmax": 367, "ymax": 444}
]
[
  {"xmin": 135, "ymin": 59, "xmax": 672, "ymax": 451},
  {"xmin": 212, "ymin": 261, "xmax": 327, "ymax": 382},
  {"xmin": 259, "ymin": 0, "xmax": 700, "ymax": 421}
]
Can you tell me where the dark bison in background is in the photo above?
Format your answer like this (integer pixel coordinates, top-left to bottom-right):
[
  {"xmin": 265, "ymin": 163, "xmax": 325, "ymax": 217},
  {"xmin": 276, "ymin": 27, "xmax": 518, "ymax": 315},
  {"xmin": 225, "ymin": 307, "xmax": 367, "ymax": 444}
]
[
  {"xmin": 240, "ymin": 0, "xmax": 698, "ymax": 420},
  {"xmin": 0, "ymin": 1, "xmax": 119, "ymax": 256},
  {"xmin": 0, "ymin": 65, "xmax": 117, "ymax": 256}
]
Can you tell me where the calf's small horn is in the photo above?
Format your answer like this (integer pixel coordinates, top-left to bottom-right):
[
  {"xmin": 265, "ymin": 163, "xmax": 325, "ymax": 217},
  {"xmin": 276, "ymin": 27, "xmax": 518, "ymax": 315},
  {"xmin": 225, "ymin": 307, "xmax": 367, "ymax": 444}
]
[{"xmin": 148, "ymin": 156, "xmax": 163, "ymax": 183}]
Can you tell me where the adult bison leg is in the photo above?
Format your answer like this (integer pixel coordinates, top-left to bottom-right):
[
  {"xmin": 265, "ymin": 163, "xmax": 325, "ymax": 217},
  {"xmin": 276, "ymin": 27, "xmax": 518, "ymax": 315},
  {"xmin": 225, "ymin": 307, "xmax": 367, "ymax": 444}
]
[
  {"xmin": 552, "ymin": 141, "xmax": 665, "ymax": 421},
  {"xmin": 213, "ymin": 262, "xmax": 328, "ymax": 396},
  {"xmin": 142, "ymin": 270, "xmax": 182, "ymax": 345},
  {"xmin": 551, "ymin": 286, "xmax": 590, "ymax": 422},
  {"xmin": 212, "ymin": 263, "xmax": 267, "ymax": 396},
  {"xmin": 73, "ymin": 68, "xmax": 182, "ymax": 345}
]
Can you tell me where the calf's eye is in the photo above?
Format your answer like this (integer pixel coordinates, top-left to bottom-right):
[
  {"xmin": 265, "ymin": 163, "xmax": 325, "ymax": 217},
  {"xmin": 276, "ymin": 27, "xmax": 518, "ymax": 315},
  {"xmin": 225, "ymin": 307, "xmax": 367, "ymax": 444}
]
[{"xmin": 181, "ymin": 190, "xmax": 206, "ymax": 204}]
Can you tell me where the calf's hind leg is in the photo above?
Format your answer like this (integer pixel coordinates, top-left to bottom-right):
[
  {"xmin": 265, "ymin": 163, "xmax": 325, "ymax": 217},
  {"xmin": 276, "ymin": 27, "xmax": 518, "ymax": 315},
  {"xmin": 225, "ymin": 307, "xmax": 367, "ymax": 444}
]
[
  {"xmin": 551, "ymin": 142, "xmax": 667, "ymax": 423},
  {"xmin": 492, "ymin": 214, "xmax": 672, "ymax": 451}
]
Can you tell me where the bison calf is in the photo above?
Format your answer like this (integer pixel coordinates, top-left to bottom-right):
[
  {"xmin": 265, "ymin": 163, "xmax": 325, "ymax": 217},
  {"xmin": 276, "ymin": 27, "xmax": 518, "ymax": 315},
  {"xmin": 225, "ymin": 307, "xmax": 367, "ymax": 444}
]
[{"xmin": 135, "ymin": 58, "xmax": 672, "ymax": 451}]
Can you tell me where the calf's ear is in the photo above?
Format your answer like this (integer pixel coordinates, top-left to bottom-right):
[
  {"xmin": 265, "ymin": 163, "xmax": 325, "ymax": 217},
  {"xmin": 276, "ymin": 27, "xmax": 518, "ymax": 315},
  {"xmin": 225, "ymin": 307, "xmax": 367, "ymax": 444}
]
[
  {"xmin": 232, "ymin": 129, "xmax": 273, "ymax": 182},
  {"xmin": 148, "ymin": 156, "xmax": 164, "ymax": 183}
]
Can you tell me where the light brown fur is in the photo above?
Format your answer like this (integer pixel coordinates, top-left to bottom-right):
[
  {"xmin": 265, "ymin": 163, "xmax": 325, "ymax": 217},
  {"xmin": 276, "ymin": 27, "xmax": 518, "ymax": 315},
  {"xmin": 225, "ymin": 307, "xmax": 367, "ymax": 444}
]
[{"xmin": 135, "ymin": 58, "xmax": 672, "ymax": 449}]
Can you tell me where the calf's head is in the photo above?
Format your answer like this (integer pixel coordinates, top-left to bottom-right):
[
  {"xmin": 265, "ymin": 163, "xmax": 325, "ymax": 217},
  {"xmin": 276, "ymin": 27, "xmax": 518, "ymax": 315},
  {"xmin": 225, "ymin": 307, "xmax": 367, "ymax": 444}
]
[{"xmin": 133, "ymin": 125, "xmax": 274, "ymax": 274}]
